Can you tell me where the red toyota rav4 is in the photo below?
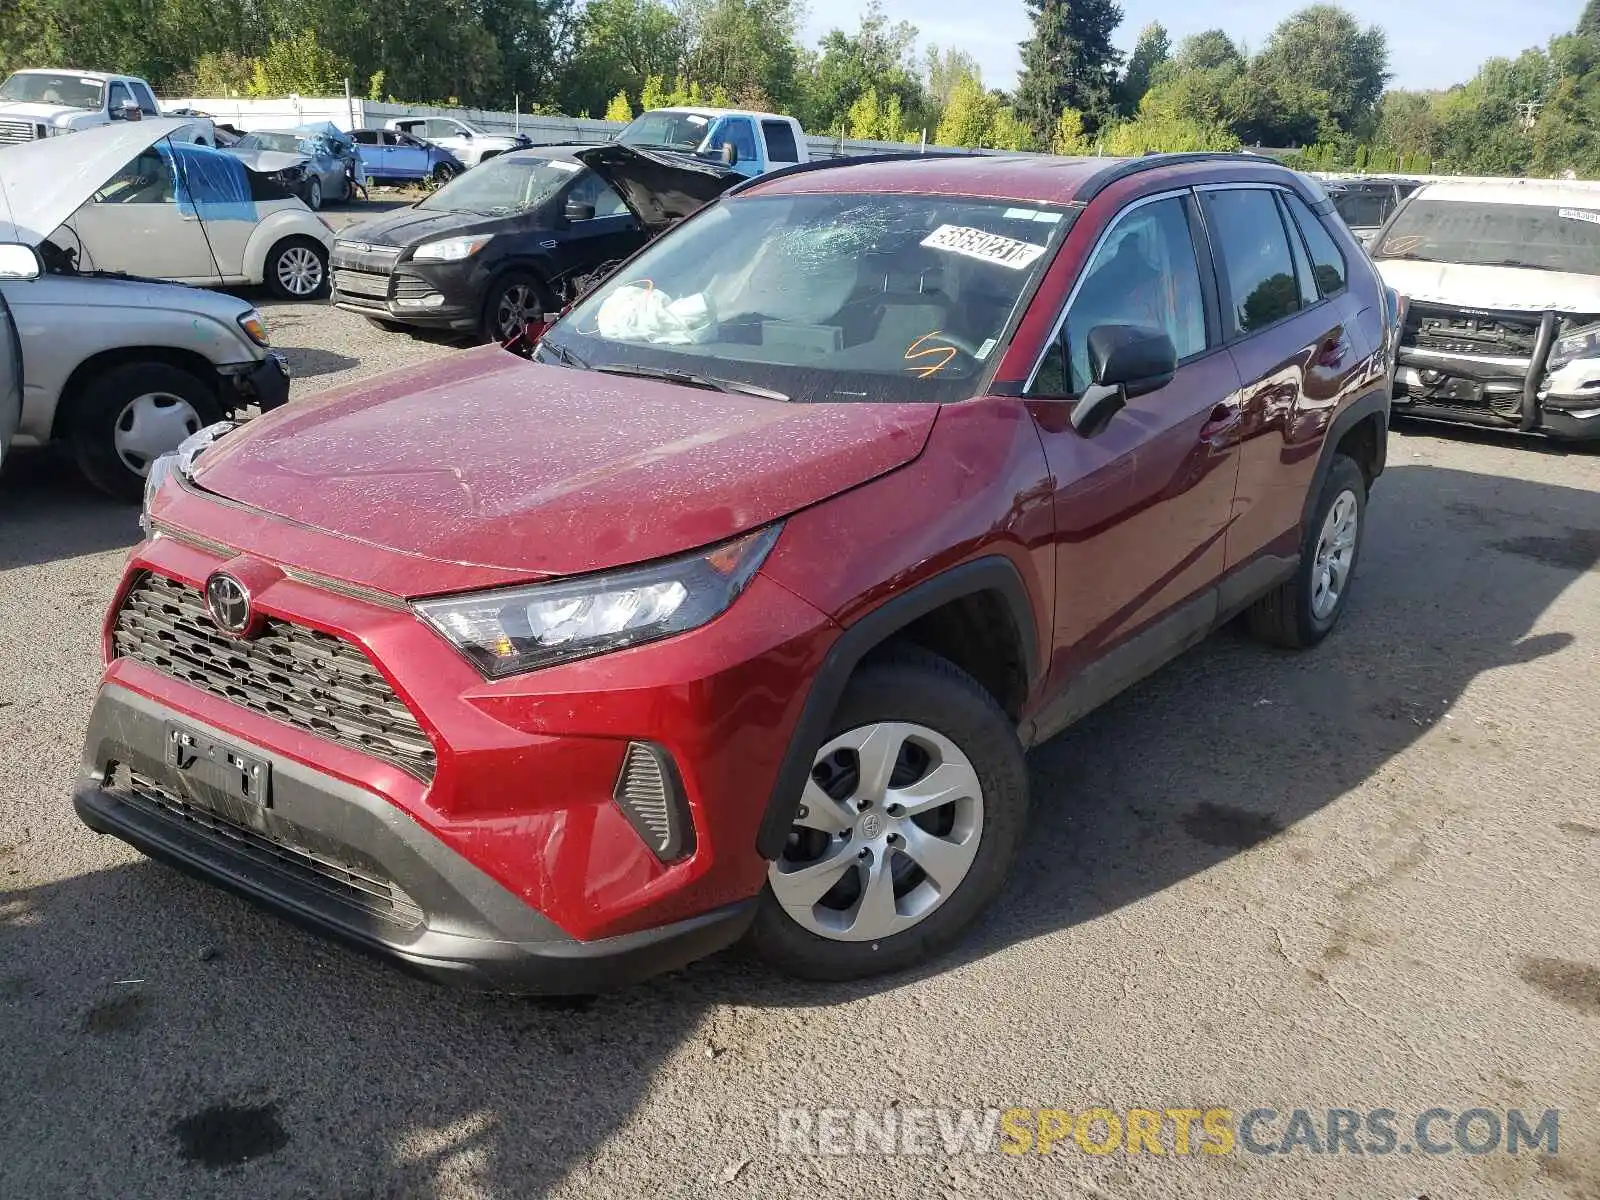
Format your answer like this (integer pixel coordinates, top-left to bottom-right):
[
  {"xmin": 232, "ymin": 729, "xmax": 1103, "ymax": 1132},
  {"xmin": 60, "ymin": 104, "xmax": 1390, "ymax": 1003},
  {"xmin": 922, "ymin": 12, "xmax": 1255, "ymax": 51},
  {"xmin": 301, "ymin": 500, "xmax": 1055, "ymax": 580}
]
[{"xmin": 76, "ymin": 152, "xmax": 1394, "ymax": 992}]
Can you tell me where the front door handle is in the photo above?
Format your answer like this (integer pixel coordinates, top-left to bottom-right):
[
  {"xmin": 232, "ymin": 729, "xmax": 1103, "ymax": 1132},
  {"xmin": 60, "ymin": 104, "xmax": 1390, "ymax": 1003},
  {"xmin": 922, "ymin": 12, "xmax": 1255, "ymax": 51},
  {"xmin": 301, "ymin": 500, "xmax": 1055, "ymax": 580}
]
[{"xmin": 1201, "ymin": 400, "xmax": 1241, "ymax": 442}]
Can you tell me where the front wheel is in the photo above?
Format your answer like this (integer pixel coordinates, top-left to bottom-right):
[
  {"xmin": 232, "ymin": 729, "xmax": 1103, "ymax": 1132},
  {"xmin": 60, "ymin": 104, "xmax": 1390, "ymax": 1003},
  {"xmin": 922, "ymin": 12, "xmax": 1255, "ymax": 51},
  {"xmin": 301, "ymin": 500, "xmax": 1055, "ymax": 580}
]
[
  {"xmin": 71, "ymin": 362, "xmax": 222, "ymax": 501},
  {"xmin": 432, "ymin": 162, "xmax": 458, "ymax": 186},
  {"xmin": 1247, "ymin": 453, "xmax": 1368, "ymax": 648},
  {"xmin": 265, "ymin": 237, "xmax": 328, "ymax": 300},
  {"xmin": 748, "ymin": 646, "xmax": 1029, "ymax": 982},
  {"xmin": 481, "ymin": 271, "xmax": 549, "ymax": 344},
  {"xmin": 306, "ymin": 176, "xmax": 323, "ymax": 211}
]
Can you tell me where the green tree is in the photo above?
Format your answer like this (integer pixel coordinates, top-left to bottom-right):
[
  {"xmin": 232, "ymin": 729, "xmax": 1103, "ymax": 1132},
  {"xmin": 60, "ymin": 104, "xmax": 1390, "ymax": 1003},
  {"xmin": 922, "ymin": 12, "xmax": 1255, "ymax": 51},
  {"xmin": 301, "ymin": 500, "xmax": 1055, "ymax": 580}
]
[
  {"xmin": 639, "ymin": 73, "xmax": 671, "ymax": 110},
  {"xmin": 604, "ymin": 89, "xmax": 633, "ymax": 121},
  {"xmin": 562, "ymin": 0, "xmax": 685, "ymax": 118},
  {"xmin": 987, "ymin": 107, "xmax": 1035, "ymax": 150},
  {"xmin": 1052, "ymin": 107, "xmax": 1091, "ymax": 153},
  {"xmin": 681, "ymin": 0, "xmax": 804, "ymax": 110},
  {"xmin": 1119, "ymin": 21, "xmax": 1169, "ymax": 114},
  {"xmin": 806, "ymin": 2, "xmax": 930, "ymax": 137},
  {"xmin": 1174, "ymin": 29, "xmax": 1244, "ymax": 74},
  {"xmin": 1580, "ymin": 0, "xmax": 1600, "ymax": 42},
  {"xmin": 925, "ymin": 45, "xmax": 981, "ymax": 108},
  {"xmin": 191, "ymin": 50, "xmax": 256, "ymax": 97},
  {"xmin": 1015, "ymin": 0, "xmax": 1125, "ymax": 143},
  {"xmin": 1253, "ymin": 5, "xmax": 1389, "ymax": 136},
  {"xmin": 935, "ymin": 71, "xmax": 998, "ymax": 146},
  {"xmin": 248, "ymin": 29, "xmax": 351, "ymax": 97}
]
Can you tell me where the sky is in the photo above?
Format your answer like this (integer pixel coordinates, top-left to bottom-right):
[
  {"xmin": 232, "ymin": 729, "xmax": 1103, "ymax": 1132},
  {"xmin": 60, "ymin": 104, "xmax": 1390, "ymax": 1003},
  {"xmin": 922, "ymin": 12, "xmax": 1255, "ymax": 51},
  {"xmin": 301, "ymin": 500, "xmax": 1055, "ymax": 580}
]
[{"xmin": 799, "ymin": 0, "xmax": 1583, "ymax": 95}]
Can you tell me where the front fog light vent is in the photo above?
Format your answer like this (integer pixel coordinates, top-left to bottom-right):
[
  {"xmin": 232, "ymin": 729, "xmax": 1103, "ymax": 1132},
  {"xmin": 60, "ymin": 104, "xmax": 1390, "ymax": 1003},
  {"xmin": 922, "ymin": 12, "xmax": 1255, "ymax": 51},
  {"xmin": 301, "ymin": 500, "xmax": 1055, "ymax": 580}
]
[{"xmin": 614, "ymin": 742, "xmax": 692, "ymax": 861}]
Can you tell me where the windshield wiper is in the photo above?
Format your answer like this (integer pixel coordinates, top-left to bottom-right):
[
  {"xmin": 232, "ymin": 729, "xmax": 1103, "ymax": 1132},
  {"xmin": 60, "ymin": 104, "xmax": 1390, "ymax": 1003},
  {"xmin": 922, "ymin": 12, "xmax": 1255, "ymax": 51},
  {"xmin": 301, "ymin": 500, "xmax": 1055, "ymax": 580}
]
[
  {"xmin": 1477, "ymin": 258, "xmax": 1563, "ymax": 273},
  {"xmin": 590, "ymin": 363, "xmax": 790, "ymax": 401},
  {"xmin": 537, "ymin": 340, "xmax": 589, "ymax": 369}
]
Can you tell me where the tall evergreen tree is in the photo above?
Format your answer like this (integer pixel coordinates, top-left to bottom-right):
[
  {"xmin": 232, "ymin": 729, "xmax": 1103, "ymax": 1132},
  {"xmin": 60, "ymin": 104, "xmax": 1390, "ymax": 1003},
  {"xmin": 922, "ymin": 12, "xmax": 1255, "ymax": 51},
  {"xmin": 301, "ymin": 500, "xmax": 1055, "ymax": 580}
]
[
  {"xmin": 1580, "ymin": 0, "xmax": 1600, "ymax": 42},
  {"xmin": 1119, "ymin": 20, "xmax": 1169, "ymax": 114},
  {"xmin": 1015, "ymin": 0, "xmax": 1124, "ymax": 144}
]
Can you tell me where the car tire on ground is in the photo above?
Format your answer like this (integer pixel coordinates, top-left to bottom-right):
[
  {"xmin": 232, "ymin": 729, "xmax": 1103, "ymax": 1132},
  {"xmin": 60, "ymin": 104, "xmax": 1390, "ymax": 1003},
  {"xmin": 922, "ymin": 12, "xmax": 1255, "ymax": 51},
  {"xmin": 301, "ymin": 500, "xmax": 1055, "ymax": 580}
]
[
  {"xmin": 481, "ymin": 271, "xmax": 551, "ymax": 344},
  {"xmin": 71, "ymin": 362, "xmax": 222, "ymax": 502},
  {"xmin": 306, "ymin": 176, "xmax": 323, "ymax": 211},
  {"xmin": 265, "ymin": 237, "xmax": 329, "ymax": 301},
  {"xmin": 748, "ymin": 645, "xmax": 1030, "ymax": 982},
  {"xmin": 1247, "ymin": 453, "xmax": 1368, "ymax": 649},
  {"xmin": 432, "ymin": 163, "xmax": 458, "ymax": 186}
]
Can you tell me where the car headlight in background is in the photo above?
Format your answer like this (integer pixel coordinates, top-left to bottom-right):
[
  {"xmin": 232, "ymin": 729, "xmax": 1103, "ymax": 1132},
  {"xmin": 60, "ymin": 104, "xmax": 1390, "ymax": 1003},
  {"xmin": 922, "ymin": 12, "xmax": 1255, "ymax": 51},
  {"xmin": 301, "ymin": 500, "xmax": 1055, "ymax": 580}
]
[
  {"xmin": 237, "ymin": 309, "xmax": 270, "ymax": 347},
  {"xmin": 412, "ymin": 234, "xmax": 493, "ymax": 262},
  {"xmin": 415, "ymin": 524, "xmax": 782, "ymax": 677},
  {"xmin": 1547, "ymin": 319, "xmax": 1600, "ymax": 370},
  {"xmin": 140, "ymin": 421, "xmax": 238, "ymax": 536}
]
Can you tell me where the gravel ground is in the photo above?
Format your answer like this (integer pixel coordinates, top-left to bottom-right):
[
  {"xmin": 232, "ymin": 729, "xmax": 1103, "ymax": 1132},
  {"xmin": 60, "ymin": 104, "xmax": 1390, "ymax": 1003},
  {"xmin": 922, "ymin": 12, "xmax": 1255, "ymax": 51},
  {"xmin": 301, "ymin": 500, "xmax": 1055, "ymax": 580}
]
[{"xmin": 2, "ymin": 312, "xmax": 1598, "ymax": 1200}]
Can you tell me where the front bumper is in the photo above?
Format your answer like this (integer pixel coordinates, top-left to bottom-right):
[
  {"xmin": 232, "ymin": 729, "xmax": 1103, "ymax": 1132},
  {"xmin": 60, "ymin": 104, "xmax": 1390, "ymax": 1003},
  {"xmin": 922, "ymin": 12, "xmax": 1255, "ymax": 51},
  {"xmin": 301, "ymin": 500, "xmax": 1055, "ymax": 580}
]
[
  {"xmin": 331, "ymin": 250, "xmax": 482, "ymax": 331},
  {"xmin": 221, "ymin": 353, "xmax": 291, "ymax": 413},
  {"xmin": 75, "ymin": 683, "xmax": 758, "ymax": 992},
  {"xmin": 79, "ymin": 525, "xmax": 835, "ymax": 986}
]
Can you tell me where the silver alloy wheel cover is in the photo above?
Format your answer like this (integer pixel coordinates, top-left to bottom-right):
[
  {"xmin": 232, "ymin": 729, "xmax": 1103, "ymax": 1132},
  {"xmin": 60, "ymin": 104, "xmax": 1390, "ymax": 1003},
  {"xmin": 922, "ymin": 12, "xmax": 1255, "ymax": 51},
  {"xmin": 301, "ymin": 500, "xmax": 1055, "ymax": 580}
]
[
  {"xmin": 495, "ymin": 283, "xmax": 536, "ymax": 339},
  {"xmin": 112, "ymin": 392, "xmax": 202, "ymax": 476},
  {"xmin": 308, "ymin": 177, "xmax": 321, "ymax": 209},
  {"xmin": 1311, "ymin": 488, "xmax": 1360, "ymax": 621},
  {"xmin": 768, "ymin": 721, "xmax": 985, "ymax": 942},
  {"xmin": 276, "ymin": 245, "xmax": 324, "ymax": 296}
]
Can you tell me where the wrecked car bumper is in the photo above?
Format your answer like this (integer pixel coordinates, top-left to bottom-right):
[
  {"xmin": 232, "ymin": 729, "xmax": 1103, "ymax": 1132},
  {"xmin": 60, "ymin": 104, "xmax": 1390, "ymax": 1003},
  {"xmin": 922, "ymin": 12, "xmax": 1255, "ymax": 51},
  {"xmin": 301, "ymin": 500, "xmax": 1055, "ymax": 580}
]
[{"xmin": 220, "ymin": 353, "xmax": 290, "ymax": 413}]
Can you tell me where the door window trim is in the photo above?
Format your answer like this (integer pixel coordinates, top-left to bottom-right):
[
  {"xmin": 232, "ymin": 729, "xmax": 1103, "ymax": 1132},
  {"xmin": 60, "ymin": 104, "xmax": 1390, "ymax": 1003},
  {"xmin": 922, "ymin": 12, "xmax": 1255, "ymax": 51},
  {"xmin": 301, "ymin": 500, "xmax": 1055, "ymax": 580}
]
[
  {"xmin": 1194, "ymin": 181, "xmax": 1335, "ymax": 345},
  {"xmin": 1023, "ymin": 187, "xmax": 1222, "ymax": 396}
]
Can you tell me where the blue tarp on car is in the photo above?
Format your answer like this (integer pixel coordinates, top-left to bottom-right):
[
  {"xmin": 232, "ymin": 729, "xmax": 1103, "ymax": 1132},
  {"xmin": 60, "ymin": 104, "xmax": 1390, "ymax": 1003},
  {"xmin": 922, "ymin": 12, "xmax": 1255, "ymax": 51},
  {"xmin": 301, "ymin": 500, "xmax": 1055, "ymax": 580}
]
[{"xmin": 168, "ymin": 141, "xmax": 257, "ymax": 222}]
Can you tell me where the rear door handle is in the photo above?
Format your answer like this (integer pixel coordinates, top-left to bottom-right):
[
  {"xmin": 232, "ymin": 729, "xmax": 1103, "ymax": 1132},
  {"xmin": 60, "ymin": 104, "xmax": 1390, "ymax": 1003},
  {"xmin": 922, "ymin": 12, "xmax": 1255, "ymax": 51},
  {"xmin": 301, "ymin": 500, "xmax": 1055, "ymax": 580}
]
[{"xmin": 1317, "ymin": 335, "xmax": 1347, "ymax": 367}]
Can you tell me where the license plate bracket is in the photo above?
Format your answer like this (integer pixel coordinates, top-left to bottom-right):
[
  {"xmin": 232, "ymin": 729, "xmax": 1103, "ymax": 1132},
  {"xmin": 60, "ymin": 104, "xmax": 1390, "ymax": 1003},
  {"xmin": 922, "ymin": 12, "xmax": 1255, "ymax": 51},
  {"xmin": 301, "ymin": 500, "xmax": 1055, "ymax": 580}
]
[{"xmin": 163, "ymin": 722, "xmax": 272, "ymax": 809}]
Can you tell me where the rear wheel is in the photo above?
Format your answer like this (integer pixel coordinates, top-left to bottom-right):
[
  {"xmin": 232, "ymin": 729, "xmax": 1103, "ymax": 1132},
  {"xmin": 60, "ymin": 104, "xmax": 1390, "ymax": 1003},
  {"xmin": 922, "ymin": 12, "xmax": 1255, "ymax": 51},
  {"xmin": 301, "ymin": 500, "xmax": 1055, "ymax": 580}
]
[
  {"xmin": 748, "ymin": 646, "xmax": 1029, "ymax": 981},
  {"xmin": 265, "ymin": 237, "xmax": 328, "ymax": 300},
  {"xmin": 71, "ymin": 363, "xmax": 221, "ymax": 501},
  {"xmin": 432, "ymin": 162, "xmax": 458, "ymax": 186},
  {"xmin": 1247, "ymin": 454, "xmax": 1367, "ymax": 648}
]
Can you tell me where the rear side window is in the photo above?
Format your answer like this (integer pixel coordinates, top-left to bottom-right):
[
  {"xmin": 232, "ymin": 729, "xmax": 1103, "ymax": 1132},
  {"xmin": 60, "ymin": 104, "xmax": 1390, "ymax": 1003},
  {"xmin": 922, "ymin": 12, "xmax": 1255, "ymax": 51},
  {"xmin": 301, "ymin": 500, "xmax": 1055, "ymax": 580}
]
[
  {"xmin": 762, "ymin": 119, "xmax": 799, "ymax": 163},
  {"xmin": 130, "ymin": 82, "xmax": 159, "ymax": 116},
  {"xmin": 1204, "ymin": 188, "xmax": 1301, "ymax": 337},
  {"xmin": 1282, "ymin": 191, "xmax": 1348, "ymax": 298}
]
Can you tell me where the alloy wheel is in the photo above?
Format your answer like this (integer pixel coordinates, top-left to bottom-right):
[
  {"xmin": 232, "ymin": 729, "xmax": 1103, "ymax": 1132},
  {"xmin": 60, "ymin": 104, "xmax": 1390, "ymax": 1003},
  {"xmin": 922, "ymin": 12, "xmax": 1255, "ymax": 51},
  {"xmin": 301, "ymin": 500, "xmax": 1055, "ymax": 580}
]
[
  {"xmin": 1311, "ymin": 488, "xmax": 1360, "ymax": 621},
  {"xmin": 768, "ymin": 722, "xmax": 985, "ymax": 942},
  {"xmin": 494, "ymin": 284, "xmax": 538, "ymax": 341},
  {"xmin": 112, "ymin": 392, "xmax": 202, "ymax": 477},
  {"xmin": 276, "ymin": 245, "xmax": 325, "ymax": 297}
]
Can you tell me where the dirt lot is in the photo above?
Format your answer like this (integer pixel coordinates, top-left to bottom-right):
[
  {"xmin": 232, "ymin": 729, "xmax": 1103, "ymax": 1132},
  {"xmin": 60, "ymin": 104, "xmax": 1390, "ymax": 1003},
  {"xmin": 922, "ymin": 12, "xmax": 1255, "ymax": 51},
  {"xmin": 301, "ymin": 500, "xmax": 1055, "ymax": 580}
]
[{"xmin": 1, "ymin": 302, "xmax": 1598, "ymax": 1199}]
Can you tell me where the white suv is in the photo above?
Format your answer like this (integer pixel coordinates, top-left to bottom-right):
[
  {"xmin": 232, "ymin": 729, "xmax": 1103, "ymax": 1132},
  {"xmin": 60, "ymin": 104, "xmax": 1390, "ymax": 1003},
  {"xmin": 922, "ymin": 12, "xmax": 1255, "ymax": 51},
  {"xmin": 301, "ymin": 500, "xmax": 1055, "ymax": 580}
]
[{"xmin": 386, "ymin": 116, "xmax": 531, "ymax": 168}]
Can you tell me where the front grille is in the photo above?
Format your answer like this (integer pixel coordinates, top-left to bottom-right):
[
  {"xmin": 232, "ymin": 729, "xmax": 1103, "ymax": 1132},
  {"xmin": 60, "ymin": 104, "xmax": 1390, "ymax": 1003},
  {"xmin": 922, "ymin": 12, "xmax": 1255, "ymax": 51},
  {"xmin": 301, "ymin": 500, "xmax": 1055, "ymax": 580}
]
[
  {"xmin": 1405, "ymin": 302, "xmax": 1538, "ymax": 357},
  {"xmin": 114, "ymin": 765, "xmax": 424, "ymax": 927},
  {"xmin": 333, "ymin": 268, "xmax": 390, "ymax": 299},
  {"xmin": 113, "ymin": 572, "xmax": 437, "ymax": 781},
  {"xmin": 0, "ymin": 119, "xmax": 39, "ymax": 144},
  {"xmin": 331, "ymin": 241, "xmax": 401, "ymax": 273}
]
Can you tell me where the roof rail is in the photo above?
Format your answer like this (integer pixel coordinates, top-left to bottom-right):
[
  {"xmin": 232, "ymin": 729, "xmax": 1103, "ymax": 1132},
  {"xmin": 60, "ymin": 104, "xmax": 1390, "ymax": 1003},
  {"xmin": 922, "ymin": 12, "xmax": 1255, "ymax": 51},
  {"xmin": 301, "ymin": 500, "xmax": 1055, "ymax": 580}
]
[
  {"xmin": 1074, "ymin": 151, "xmax": 1290, "ymax": 206},
  {"xmin": 724, "ymin": 149, "xmax": 1008, "ymax": 196}
]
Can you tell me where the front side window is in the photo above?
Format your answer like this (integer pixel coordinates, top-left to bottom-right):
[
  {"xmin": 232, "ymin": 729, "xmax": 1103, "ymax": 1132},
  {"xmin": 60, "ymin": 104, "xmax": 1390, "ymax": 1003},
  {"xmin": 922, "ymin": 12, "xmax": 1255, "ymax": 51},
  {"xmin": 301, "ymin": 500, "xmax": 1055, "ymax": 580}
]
[
  {"xmin": 351, "ymin": 130, "xmax": 379, "ymax": 145},
  {"xmin": 1374, "ymin": 198, "xmax": 1600, "ymax": 275},
  {"xmin": 417, "ymin": 154, "xmax": 579, "ymax": 216},
  {"xmin": 1041, "ymin": 195, "xmax": 1207, "ymax": 394},
  {"xmin": 0, "ymin": 72, "xmax": 103, "ymax": 110},
  {"xmin": 107, "ymin": 82, "xmax": 133, "ymax": 115},
  {"xmin": 542, "ymin": 192, "xmax": 1067, "ymax": 404},
  {"xmin": 565, "ymin": 171, "xmax": 629, "ymax": 218},
  {"xmin": 1205, "ymin": 188, "xmax": 1302, "ymax": 336},
  {"xmin": 94, "ymin": 147, "xmax": 178, "ymax": 204},
  {"xmin": 1282, "ymin": 191, "xmax": 1347, "ymax": 297},
  {"xmin": 709, "ymin": 118, "xmax": 758, "ymax": 163},
  {"xmin": 130, "ymin": 82, "xmax": 159, "ymax": 116}
]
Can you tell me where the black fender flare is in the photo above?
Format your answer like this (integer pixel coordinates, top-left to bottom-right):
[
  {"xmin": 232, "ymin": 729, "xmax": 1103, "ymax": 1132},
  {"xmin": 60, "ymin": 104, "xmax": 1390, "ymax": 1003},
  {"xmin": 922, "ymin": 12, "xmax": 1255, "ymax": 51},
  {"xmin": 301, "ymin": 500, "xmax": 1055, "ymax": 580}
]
[
  {"xmin": 754, "ymin": 555, "xmax": 1040, "ymax": 860},
  {"xmin": 1300, "ymin": 388, "xmax": 1389, "ymax": 535}
]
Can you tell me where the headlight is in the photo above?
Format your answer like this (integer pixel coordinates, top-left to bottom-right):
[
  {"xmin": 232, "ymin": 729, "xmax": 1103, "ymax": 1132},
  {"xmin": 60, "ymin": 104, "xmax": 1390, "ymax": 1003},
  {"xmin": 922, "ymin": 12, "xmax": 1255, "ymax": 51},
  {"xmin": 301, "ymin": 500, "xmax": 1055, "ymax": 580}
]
[
  {"xmin": 140, "ymin": 421, "xmax": 237, "ymax": 535},
  {"xmin": 415, "ymin": 525, "xmax": 782, "ymax": 677},
  {"xmin": 237, "ymin": 309, "xmax": 270, "ymax": 347},
  {"xmin": 413, "ymin": 234, "xmax": 493, "ymax": 262},
  {"xmin": 277, "ymin": 165, "xmax": 306, "ymax": 182},
  {"xmin": 1548, "ymin": 320, "xmax": 1600, "ymax": 369}
]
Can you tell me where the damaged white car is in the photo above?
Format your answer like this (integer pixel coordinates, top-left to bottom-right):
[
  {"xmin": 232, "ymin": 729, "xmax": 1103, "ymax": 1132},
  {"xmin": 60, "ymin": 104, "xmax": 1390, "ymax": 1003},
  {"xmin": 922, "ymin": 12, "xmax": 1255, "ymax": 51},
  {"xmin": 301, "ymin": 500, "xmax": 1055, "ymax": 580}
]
[
  {"xmin": 12, "ymin": 118, "xmax": 334, "ymax": 299},
  {"xmin": 1374, "ymin": 178, "xmax": 1600, "ymax": 442}
]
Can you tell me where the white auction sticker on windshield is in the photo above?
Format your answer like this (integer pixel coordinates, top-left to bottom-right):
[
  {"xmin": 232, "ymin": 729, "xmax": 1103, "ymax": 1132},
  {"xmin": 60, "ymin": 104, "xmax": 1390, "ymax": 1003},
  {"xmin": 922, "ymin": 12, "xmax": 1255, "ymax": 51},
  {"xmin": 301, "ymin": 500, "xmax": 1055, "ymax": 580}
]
[
  {"xmin": 922, "ymin": 224, "xmax": 1047, "ymax": 269},
  {"xmin": 546, "ymin": 160, "xmax": 581, "ymax": 172},
  {"xmin": 1559, "ymin": 207, "xmax": 1600, "ymax": 224}
]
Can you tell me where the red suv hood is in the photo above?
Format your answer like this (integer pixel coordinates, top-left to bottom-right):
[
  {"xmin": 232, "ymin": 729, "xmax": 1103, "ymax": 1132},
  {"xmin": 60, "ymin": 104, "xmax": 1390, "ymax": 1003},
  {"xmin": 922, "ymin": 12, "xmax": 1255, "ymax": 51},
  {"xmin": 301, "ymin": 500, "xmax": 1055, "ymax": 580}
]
[{"xmin": 189, "ymin": 347, "xmax": 937, "ymax": 590}]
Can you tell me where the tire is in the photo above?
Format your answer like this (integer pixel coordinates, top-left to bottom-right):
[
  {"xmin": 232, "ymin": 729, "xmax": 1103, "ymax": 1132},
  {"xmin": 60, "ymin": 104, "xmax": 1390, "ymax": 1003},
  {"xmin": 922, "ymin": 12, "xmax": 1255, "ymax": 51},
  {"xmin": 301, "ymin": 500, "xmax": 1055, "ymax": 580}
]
[
  {"xmin": 1247, "ymin": 454, "xmax": 1367, "ymax": 649},
  {"xmin": 71, "ymin": 362, "xmax": 222, "ymax": 502},
  {"xmin": 306, "ymin": 176, "xmax": 323, "ymax": 211},
  {"xmin": 748, "ymin": 645, "xmax": 1030, "ymax": 982},
  {"xmin": 480, "ymin": 271, "xmax": 550, "ymax": 344},
  {"xmin": 265, "ymin": 237, "xmax": 328, "ymax": 301},
  {"xmin": 432, "ymin": 163, "xmax": 458, "ymax": 186}
]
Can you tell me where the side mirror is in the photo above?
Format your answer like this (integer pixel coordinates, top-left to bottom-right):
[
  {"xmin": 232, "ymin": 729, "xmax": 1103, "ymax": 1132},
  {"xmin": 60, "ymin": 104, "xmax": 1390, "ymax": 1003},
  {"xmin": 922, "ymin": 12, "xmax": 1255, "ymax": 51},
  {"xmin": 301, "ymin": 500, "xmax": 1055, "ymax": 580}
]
[
  {"xmin": 720, "ymin": 142, "xmax": 738, "ymax": 167},
  {"xmin": 121, "ymin": 100, "xmax": 142, "ymax": 121},
  {"xmin": 564, "ymin": 200, "xmax": 596, "ymax": 223},
  {"xmin": 1070, "ymin": 324, "xmax": 1177, "ymax": 438},
  {"xmin": 0, "ymin": 243, "xmax": 42, "ymax": 280}
]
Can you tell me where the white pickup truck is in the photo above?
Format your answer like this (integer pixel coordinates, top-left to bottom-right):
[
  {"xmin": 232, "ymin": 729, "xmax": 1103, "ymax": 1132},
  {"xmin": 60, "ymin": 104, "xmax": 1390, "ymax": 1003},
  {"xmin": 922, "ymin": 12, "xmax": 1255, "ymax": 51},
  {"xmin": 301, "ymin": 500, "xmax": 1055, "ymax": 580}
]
[
  {"xmin": 0, "ymin": 69, "xmax": 213, "ymax": 145},
  {"xmin": 614, "ymin": 107, "xmax": 809, "ymax": 178}
]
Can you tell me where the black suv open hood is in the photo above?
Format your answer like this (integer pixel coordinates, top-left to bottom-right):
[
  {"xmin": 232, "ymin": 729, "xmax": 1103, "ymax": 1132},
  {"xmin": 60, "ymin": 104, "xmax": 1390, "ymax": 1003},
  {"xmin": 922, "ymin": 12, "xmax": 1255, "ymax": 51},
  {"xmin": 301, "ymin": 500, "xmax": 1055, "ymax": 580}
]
[{"xmin": 575, "ymin": 144, "xmax": 744, "ymax": 235}]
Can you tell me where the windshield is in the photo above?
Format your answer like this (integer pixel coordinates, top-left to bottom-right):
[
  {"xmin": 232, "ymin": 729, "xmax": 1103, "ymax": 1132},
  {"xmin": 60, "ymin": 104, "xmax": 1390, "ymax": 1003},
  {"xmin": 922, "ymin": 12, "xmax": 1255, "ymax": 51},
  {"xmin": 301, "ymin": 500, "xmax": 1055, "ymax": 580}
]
[
  {"xmin": 418, "ymin": 154, "xmax": 580, "ymax": 216},
  {"xmin": 540, "ymin": 192, "xmax": 1068, "ymax": 404},
  {"xmin": 0, "ymin": 72, "xmax": 104, "ymax": 110},
  {"xmin": 617, "ymin": 111, "xmax": 714, "ymax": 152},
  {"xmin": 240, "ymin": 132, "xmax": 308, "ymax": 155},
  {"xmin": 1376, "ymin": 199, "xmax": 1600, "ymax": 274}
]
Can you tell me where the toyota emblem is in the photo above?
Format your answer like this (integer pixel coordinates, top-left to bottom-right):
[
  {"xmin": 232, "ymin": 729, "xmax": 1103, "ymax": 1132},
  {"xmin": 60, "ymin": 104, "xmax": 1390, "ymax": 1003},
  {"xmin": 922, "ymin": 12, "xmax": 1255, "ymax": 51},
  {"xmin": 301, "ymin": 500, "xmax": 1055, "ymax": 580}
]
[{"xmin": 205, "ymin": 572, "xmax": 253, "ymax": 636}]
